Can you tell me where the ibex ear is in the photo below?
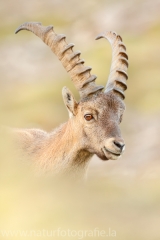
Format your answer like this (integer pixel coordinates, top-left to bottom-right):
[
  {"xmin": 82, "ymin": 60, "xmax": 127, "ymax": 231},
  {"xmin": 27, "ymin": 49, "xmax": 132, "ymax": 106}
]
[{"xmin": 62, "ymin": 87, "xmax": 78, "ymax": 118}]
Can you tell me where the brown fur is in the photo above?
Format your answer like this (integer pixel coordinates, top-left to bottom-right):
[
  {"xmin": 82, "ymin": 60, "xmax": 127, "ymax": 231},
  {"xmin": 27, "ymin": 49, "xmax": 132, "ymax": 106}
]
[
  {"xmin": 14, "ymin": 24, "xmax": 128, "ymax": 179},
  {"xmin": 13, "ymin": 91, "xmax": 125, "ymax": 178}
]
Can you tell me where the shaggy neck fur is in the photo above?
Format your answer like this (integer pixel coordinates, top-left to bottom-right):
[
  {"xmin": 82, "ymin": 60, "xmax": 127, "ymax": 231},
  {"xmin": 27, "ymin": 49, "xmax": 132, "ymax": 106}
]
[
  {"xmin": 16, "ymin": 120, "xmax": 93, "ymax": 179},
  {"xmin": 44, "ymin": 122, "xmax": 92, "ymax": 177}
]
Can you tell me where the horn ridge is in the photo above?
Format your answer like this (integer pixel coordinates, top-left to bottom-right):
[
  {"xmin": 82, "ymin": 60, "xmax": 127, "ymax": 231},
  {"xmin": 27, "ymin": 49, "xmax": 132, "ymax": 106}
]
[
  {"xmin": 15, "ymin": 22, "xmax": 104, "ymax": 99},
  {"xmin": 96, "ymin": 31, "xmax": 128, "ymax": 99}
]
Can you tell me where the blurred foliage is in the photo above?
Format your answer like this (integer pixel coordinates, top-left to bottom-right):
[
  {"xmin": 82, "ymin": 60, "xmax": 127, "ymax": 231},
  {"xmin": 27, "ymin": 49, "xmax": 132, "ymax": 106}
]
[{"xmin": 0, "ymin": 0, "xmax": 160, "ymax": 239}]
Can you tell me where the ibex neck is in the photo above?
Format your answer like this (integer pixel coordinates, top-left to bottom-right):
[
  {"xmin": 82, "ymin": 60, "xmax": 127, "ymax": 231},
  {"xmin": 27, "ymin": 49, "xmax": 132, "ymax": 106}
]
[{"xmin": 41, "ymin": 121, "xmax": 93, "ymax": 177}]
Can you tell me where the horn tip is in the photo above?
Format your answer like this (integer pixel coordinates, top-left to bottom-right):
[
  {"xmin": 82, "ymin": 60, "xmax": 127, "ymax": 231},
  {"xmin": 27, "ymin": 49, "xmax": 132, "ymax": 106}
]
[
  {"xmin": 95, "ymin": 31, "xmax": 118, "ymax": 40},
  {"xmin": 15, "ymin": 22, "xmax": 42, "ymax": 34},
  {"xmin": 96, "ymin": 31, "xmax": 119, "ymax": 40},
  {"xmin": 95, "ymin": 34, "xmax": 105, "ymax": 40}
]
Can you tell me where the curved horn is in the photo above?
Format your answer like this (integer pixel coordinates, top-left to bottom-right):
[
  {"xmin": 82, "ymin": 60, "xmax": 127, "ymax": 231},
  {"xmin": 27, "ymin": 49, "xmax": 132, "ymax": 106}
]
[
  {"xmin": 96, "ymin": 31, "xmax": 128, "ymax": 99},
  {"xmin": 15, "ymin": 22, "xmax": 104, "ymax": 99}
]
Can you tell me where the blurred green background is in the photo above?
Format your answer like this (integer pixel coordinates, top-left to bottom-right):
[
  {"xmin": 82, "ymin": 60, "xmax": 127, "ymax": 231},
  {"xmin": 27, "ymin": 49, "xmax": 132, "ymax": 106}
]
[{"xmin": 0, "ymin": 0, "xmax": 160, "ymax": 239}]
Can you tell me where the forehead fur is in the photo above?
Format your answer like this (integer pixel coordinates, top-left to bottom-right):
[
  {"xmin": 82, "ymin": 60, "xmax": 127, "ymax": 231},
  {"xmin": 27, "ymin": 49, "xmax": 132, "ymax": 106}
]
[{"xmin": 79, "ymin": 91, "xmax": 125, "ymax": 112}]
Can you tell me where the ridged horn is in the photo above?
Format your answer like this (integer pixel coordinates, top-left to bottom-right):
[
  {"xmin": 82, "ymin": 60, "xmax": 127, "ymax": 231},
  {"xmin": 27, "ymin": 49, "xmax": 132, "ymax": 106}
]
[
  {"xmin": 15, "ymin": 22, "xmax": 104, "ymax": 99},
  {"xmin": 96, "ymin": 31, "xmax": 128, "ymax": 99}
]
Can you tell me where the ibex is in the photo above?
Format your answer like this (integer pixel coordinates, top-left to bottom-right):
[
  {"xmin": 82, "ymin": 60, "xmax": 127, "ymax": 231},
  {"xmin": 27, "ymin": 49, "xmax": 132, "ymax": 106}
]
[{"xmin": 14, "ymin": 22, "xmax": 128, "ymax": 178}]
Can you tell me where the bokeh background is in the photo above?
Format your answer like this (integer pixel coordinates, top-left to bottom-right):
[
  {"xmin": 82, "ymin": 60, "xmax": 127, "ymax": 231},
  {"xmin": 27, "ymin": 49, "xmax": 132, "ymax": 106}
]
[{"xmin": 0, "ymin": 0, "xmax": 160, "ymax": 239}]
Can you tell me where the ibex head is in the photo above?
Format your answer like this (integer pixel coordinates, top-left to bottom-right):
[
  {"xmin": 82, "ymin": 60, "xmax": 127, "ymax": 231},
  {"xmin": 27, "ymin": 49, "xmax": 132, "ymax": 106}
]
[{"xmin": 15, "ymin": 23, "xmax": 128, "ymax": 161}]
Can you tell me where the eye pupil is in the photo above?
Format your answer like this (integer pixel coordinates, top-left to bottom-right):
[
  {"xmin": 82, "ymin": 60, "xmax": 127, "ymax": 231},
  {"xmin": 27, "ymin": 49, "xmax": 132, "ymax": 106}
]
[{"xmin": 84, "ymin": 114, "xmax": 93, "ymax": 121}]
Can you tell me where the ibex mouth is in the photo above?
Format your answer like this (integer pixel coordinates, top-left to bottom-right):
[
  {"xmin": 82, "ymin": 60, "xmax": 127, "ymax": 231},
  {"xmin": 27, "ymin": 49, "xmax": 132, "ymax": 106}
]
[{"xmin": 102, "ymin": 147, "xmax": 121, "ymax": 159}]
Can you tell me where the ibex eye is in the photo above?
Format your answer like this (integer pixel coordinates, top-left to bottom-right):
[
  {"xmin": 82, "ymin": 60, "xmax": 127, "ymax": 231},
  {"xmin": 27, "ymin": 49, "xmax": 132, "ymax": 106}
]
[{"xmin": 84, "ymin": 114, "xmax": 93, "ymax": 121}]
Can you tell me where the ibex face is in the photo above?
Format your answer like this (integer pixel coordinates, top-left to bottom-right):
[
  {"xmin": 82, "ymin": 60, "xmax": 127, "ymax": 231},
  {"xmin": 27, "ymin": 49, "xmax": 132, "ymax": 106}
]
[
  {"xmin": 15, "ymin": 22, "xmax": 129, "ymax": 174},
  {"xmin": 80, "ymin": 92, "xmax": 125, "ymax": 161},
  {"xmin": 63, "ymin": 88, "xmax": 125, "ymax": 161}
]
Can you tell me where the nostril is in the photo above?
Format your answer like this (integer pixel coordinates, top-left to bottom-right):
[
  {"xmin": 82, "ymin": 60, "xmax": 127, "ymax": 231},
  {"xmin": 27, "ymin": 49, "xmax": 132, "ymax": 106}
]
[{"xmin": 114, "ymin": 141, "xmax": 125, "ymax": 150}]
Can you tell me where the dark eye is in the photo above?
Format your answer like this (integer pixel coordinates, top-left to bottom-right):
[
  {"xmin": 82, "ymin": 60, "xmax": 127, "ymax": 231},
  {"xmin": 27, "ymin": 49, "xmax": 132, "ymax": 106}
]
[{"xmin": 84, "ymin": 114, "xmax": 93, "ymax": 121}]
